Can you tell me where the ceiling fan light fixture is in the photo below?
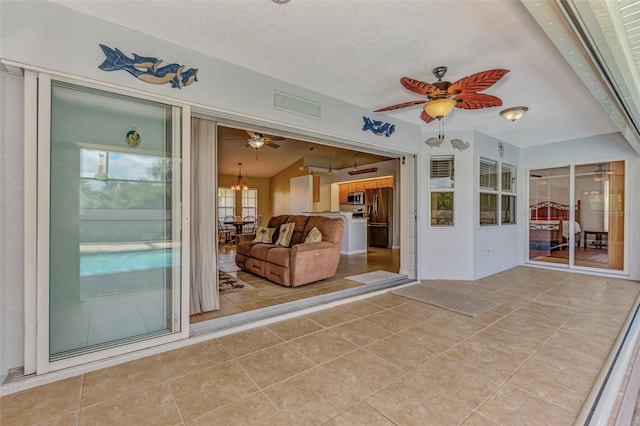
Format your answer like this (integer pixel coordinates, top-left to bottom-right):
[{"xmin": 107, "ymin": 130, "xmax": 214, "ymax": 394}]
[
  {"xmin": 423, "ymin": 98, "xmax": 457, "ymax": 119},
  {"xmin": 248, "ymin": 139, "xmax": 265, "ymax": 149},
  {"xmin": 500, "ymin": 106, "xmax": 528, "ymax": 122}
]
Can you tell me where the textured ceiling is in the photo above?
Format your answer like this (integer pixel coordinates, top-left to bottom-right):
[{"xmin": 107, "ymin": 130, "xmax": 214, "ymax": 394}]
[{"xmin": 48, "ymin": 0, "xmax": 638, "ymax": 176}]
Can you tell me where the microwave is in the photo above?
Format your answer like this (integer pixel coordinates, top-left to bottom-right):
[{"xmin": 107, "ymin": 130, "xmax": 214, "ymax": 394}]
[{"xmin": 347, "ymin": 191, "xmax": 365, "ymax": 204}]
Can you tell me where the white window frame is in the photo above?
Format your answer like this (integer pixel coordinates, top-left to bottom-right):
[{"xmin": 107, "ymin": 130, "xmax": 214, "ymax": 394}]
[
  {"xmin": 501, "ymin": 163, "xmax": 517, "ymax": 225},
  {"xmin": 428, "ymin": 155, "xmax": 455, "ymax": 227},
  {"xmin": 217, "ymin": 187, "xmax": 235, "ymax": 220},
  {"xmin": 479, "ymin": 157, "xmax": 499, "ymax": 226},
  {"xmin": 241, "ymin": 188, "xmax": 258, "ymax": 218}
]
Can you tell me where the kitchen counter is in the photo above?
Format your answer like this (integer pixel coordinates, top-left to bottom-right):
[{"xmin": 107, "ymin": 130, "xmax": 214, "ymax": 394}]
[{"xmin": 302, "ymin": 212, "xmax": 367, "ymax": 255}]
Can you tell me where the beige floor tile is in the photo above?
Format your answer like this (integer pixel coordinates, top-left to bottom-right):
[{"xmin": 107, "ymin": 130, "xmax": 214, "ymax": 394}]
[
  {"xmin": 560, "ymin": 316, "xmax": 621, "ymax": 342},
  {"xmin": 325, "ymin": 403, "xmax": 396, "ymax": 425},
  {"xmin": 509, "ymin": 359, "xmax": 592, "ymax": 412},
  {"xmin": 185, "ymin": 391, "xmax": 286, "ymax": 426},
  {"xmin": 443, "ymin": 339, "xmax": 528, "ymax": 382},
  {"xmin": 78, "ymin": 382, "xmax": 180, "ymax": 426},
  {"xmin": 387, "ymin": 299, "xmax": 446, "ymax": 321},
  {"xmin": 477, "ymin": 383, "xmax": 575, "ymax": 425},
  {"xmin": 304, "ymin": 307, "xmax": 359, "ymax": 327},
  {"xmin": 218, "ymin": 326, "xmax": 283, "ymax": 357},
  {"xmin": 330, "ymin": 317, "xmax": 392, "ymax": 346},
  {"xmin": 460, "ymin": 412, "xmax": 499, "ymax": 425},
  {"xmin": 81, "ymin": 355, "xmax": 165, "ymax": 407},
  {"xmin": 411, "ymin": 355, "xmax": 505, "ymax": 409},
  {"xmin": 236, "ymin": 342, "xmax": 315, "ymax": 388},
  {"xmin": 287, "ymin": 329, "xmax": 357, "ymax": 365},
  {"xmin": 159, "ymin": 339, "xmax": 232, "ymax": 379},
  {"xmin": 366, "ymin": 375, "xmax": 474, "ymax": 425},
  {"xmin": 424, "ymin": 313, "xmax": 487, "ymax": 338},
  {"xmin": 491, "ymin": 312, "xmax": 560, "ymax": 341},
  {"xmin": 365, "ymin": 332, "xmax": 437, "ymax": 372},
  {"xmin": 511, "ymin": 301, "xmax": 577, "ymax": 328},
  {"xmin": 400, "ymin": 321, "xmax": 469, "ymax": 354},
  {"xmin": 546, "ymin": 329, "xmax": 615, "ymax": 362},
  {"xmin": 38, "ymin": 412, "xmax": 79, "ymax": 426},
  {"xmin": 266, "ymin": 315, "xmax": 324, "ymax": 340},
  {"xmin": 473, "ymin": 324, "xmax": 550, "ymax": 355},
  {"xmin": 321, "ymin": 348, "xmax": 404, "ymax": 400},
  {"xmin": 0, "ymin": 376, "xmax": 81, "ymax": 425},
  {"xmin": 525, "ymin": 343, "xmax": 602, "ymax": 382},
  {"xmin": 336, "ymin": 299, "xmax": 386, "ymax": 318},
  {"xmin": 363, "ymin": 309, "xmax": 417, "ymax": 333},
  {"xmin": 366, "ymin": 293, "xmax": 412, "ymax": 309},
  {"xmin": 533, "ymin": 292, "xmax": 589, "ymax": 309},
  {"xmin": 170, "ymin": 360, "xmax": 258, "ymax": 420},
  {"xmin": 264, "ymin": 367, "xmax": 360, "ymax": 425}
]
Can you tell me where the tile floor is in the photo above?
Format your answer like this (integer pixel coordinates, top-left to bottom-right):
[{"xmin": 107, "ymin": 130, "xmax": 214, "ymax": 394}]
[
  {"xmin": 191, "ymin": 246, "xmax": 401, "ymax": 322},
  {"xmin": 2, "ymin": 266, "xmax": 639, "ymax": 425}
]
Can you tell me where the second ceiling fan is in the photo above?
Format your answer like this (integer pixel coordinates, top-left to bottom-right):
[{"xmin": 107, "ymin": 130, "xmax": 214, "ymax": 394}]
[{"xmin": 244, "ymin": 130, "xmax": 284, "ymax": 149}]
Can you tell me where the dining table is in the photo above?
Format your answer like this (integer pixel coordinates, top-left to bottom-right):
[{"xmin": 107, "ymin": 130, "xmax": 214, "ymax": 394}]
[{"xmin": 224, "ymin": 220, "xmax": 253, "ymax": 236}]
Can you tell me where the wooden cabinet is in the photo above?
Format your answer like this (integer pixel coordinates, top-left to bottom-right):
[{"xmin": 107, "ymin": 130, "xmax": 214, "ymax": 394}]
[
  {"xmin": 348, "ymin": 182, "xmax": 357, "ymax": 192},
  {"xmin": 339, "ymin": 184, "xmax": 349, "ymax": 204},
  {"xmin": 387, "ymin": 177, "xmax": 394, "ymax": 188},
  {"xmin": 364, "ymin": 180, "xmax": 377, "ymax": 189},
  {"xmin": 312, "ymin": 175, "xmax": 320, "ymax": 202},
  {"xmin": 356, "ymin": 181, "xmax": 365, "ymax": 191},
  {"xmin": 376, "ymin": 178, "xmax": 387, "ymax": 188}
]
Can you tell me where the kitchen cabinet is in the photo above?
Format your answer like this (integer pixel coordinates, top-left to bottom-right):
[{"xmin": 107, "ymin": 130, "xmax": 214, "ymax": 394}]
[
  {"xmin": 348, "ymin": 182, "xmax": 357, "ymax": 192},
  {"xmin": 376, "ymin": 178, "xmax": 387, "ymax": 188},
  {"xmin": 387, "ymin": 177, "xmax": 394, "ymax": 187},
  {"xmin": 356, "ymin": 181, "xmax": 365, "ymax": 191},
  {"xmin": 312, "ymin": 175, "xmax": 320, "ymax": 202},
  {"xmin": 339, "ymin": 184, "xmax": 348, "ymax": 204},
  {"xmin": 364, "ymin": 180, "xmax": 377, "ymax": 189}
]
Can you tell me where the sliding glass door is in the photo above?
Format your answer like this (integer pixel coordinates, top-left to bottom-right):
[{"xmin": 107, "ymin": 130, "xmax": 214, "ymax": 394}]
[
  {"xmin": 528, "ymin": 162, "xmax": 625, "ymax": 271},
  {"xmin": 47, "ymin": 81, "xmax": 186, "ymax": 363}
]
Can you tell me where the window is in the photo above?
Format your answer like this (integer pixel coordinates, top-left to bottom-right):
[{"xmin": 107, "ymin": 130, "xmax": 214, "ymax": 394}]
[
  {"xmin": 429, "ymin": 155, "xmax": 454, "ymax": 226},
  {"xmin": 479, "ymin": 158, "xmax": 498, "ymax": 225},
  {"xmin": 241, "ymin": 189, "xmax": 257, "ymax": 218},
  {"xmin": 218, "ymin": 188, "xmax": 235, "ymax": 220},
  {"xmin": 479, "ymin": 158, "xmax": 517, "ymax": 226},
  {"xmin": 501, "ymin": 163, "xmax": 517, "ymax": 224}
]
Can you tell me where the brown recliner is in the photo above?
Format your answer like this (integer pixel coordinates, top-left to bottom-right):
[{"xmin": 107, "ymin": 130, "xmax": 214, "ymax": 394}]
[{"xmin": 235, "ymin": 215, "xmax": 344, "ymax": 287}]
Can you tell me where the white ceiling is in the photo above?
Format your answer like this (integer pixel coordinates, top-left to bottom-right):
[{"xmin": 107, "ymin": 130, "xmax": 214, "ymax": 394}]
[{"xmin": 49, "ymin": 0, "xmax": 638, "ymax": 176}]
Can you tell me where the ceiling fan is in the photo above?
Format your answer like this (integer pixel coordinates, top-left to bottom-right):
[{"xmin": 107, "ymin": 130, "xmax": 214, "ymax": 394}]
[
  {"xmin": 374, "ymin": 66, "xmax": 510, "ymax": 127},
  {"xmin": 244, "ymin": 130, "xmax": 284, "ymax": 149}
]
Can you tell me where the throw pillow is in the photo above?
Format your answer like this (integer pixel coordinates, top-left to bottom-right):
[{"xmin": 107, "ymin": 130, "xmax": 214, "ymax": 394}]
[
  {"xmin": 252, "ymin": 227, "xmax": 276, "ymax": 243},
  {"xmin": 304, "ymin": 226, "xmax": 322, "ymax": 243},
  {"xmin": 275, "ymin": 222, "xmax": 295, "ymax": 247}
]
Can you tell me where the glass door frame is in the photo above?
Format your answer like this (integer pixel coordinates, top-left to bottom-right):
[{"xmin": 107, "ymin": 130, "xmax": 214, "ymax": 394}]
[
  {"xmin": 526, "ymin": 161, "xmax": 629, "ymax": 276},
  {"xmin": 28, "ymin": 73, "xmax": 191, "ymax": 374}
]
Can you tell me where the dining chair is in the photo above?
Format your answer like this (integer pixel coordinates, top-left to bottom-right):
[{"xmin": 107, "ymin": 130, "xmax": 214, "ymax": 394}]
[
  {"xmin": 255, "ymin": 214, "xmax": 263, "ymax": 228},
  {"xmin": 218, "ymin": 220, "xmax": 233, "ymax": 245},
  {"xmin": 242, "ymin": 215, "xmax": 257, "ymax": 234},
  {"xmin": 222, "ymin": 215, "xmax": 237, "ymax": 243}
]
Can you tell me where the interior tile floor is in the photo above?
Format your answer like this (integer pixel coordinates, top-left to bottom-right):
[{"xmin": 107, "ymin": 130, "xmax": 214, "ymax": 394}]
[
  {"xmin": 191, "ymin": 246, "xmax": 401, "ymax": 323},
  {"xmin": 2, "ymin": 266, "xmax": 639, "ymax": 425}
]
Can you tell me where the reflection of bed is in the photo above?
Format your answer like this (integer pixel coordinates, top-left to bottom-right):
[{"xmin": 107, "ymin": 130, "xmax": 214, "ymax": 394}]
[{"xmin": 529, "ymin": 200, "xmax": 581, "ymax": 251}]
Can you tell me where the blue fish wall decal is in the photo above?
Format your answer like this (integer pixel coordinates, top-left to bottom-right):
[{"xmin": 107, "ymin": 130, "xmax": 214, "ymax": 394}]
[
  {"xmin": 362, "ymin": 116, "xmax": 395, "ymax": 138},
  {"xmin": 98, "ymin": 44, "xmax": 198, "ymax": 89}
]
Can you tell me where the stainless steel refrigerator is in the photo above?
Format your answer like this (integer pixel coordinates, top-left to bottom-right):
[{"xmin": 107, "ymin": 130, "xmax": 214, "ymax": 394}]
[{"xmin": 366, "ymin": 188, "xmax": 392, "ymax": 247}]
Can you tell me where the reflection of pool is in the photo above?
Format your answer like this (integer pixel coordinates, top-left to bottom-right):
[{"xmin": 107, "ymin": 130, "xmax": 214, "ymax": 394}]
[{"xmin": 80, "ymin": 249, "xmax": 178, "ymax": 276}]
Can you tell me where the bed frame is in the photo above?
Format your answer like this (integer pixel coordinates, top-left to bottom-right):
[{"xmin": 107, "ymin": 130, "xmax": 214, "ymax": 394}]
[{"xmin": 529, "ymin": 200, "xmax": 581, "ymax": 251}]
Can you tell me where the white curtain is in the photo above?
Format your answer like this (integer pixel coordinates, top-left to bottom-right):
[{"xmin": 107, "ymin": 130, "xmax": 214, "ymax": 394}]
[{"xmin": 190, "ymin": 117, "xmax": 219, "ymax": 314}]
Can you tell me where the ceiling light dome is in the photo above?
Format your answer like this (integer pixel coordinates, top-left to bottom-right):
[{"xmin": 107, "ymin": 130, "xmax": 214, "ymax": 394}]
[
  {"xmin": 500, "ymin": 106, "xmax": 528, "ymax": 122},
  {"xmin": 423, "ymin": 98, "xmax": 457, "ymax": 119}
]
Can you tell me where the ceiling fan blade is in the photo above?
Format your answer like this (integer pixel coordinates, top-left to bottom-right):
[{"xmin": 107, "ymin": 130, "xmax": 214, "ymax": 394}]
[
  {"xmin": 454, "ymin": 93, "xmax": 503, "ymax": 110},
  {"xmin": 264, "ymin": 141, "xmax": 280, "ymax": 148},
  {"xmin": 400, "ymin": 77, "xmax": 436, "ymax": 96},
  {"xmin": 448, "ymin": 69, "xmax": 510, "ymax": 95},
  {"xmin": 420, "ymin": 110, "xmax": 436, "ymax": 123},
  {"xmin": 374, "ymin": 99, "xmax": 427, "ymax": 112},
  {"xmin": 265, "ymin": 136, "xmax": 286, "ymax": 142}
]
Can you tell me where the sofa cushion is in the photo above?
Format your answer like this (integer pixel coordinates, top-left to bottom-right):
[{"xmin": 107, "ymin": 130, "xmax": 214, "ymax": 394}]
[
  {"xmin": 303, "ymin": 216, "xmax": 344, "ymax": 244},
  {"xmin": 235, "ymin": 241, "xmax": 253, "ymax": 257},
  {"xmin": 267, "ymin": 215, "xmax": 291, "ymax": 243},
  {"xmin": 266, "ymin": 247, "xmax": 291, "ymax": 267},
  {"xmin": 253, "ymin": 227, "xmax": 276, "ymax": 243},
  {"xmin": 249, "ymin": 243, "xmax": 276, "ymax": 261},
  {"xmin": 275, "ymin": 222, "xmax": 295, "ymax": 247},
  {"xmin": 288, "ymin": 215, "xmax": 311, "ymax": 246},
  {"xmin": 304, "ymin": 226, "xmax": 322, "ymax": 243}
]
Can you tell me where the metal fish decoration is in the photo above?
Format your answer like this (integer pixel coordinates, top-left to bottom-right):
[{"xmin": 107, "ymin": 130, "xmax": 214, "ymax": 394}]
[
  {"xmin": 98, "ymin": 44, "xmax": 198, "ymax": 89},
  {"xmin": 362, "ymin": 116, "xmax": 395, "ymax": 137},
  {"xmin": 450, "ymin": 139, "xmax": 470, "ymax": 151},
  {"xmin": 425, "ymin": 137, "xmax": 444, "ymax": 148}
]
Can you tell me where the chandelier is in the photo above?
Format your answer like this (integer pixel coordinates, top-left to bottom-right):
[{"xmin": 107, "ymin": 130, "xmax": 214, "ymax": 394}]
[{"xmin": 230, "ymin": 163, "xmax": 248, "ymax": 190}]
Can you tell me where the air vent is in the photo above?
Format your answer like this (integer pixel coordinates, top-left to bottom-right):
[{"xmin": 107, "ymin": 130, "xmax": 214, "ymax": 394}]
[{"xmin": 2, "ymin": 64, "xmax": 24, "ymax": 76}]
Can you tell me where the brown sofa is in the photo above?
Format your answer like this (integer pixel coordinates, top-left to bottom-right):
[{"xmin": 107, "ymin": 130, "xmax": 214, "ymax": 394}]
[{"xmin": 235, "ymin": 215, "xmax": 344, "ymax": 287}]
